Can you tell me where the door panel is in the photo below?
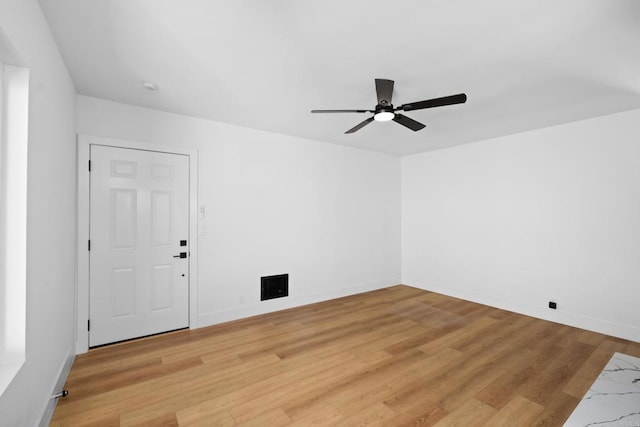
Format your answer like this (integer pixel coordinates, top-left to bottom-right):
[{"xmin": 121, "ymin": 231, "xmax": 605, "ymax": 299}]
[
  {"xmin": 111, "ymin": 267, "xmax": 136, "ymax": 317},
  {"xmin": 89, "ymin": 145, "xmax": 189, "ymax": 347},
  {"xmin": 151, "ymin": 264, "xmax": 174, "ymax": 311},
  {"xmin": 151, "ymin": 191, "xmax": 172, "ymax": 245},
  {"xmin": 111, "ymin": 189, "xmax": 137, "ymax": 248}
]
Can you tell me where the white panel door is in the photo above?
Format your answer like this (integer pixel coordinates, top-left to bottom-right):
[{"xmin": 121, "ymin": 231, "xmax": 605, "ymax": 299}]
[{"xmin": 89, "ymin": 145, "xmax": 189, "ymax": 347}]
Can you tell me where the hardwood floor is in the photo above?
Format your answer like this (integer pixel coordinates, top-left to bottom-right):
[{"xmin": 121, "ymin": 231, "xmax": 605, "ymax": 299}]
[{"xmin": 51, "ymin": 285, "xmax": 640, "ymax": 426}]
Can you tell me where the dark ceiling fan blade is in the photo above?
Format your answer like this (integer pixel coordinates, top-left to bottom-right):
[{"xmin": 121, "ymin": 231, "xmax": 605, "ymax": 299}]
[
  {"xmin": 375, "ymin": 79, "xmax": 394, "ymax": 106},
  {"xmin": 345, "ymin": 117, "xmax": 375, "ymax": 134},
  {"xmin": 311, "ymin": 109, "xmax": 372, "ymax": 113},
  {"xmin": 393, "ymin": 114, "xmax": 426, "ymax": 131},
  {"xmin": 399, "ymin": 93, "xmax": 467, "ymax": 111}
]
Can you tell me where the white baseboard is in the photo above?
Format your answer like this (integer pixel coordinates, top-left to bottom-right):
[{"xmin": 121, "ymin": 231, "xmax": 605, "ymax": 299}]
[
  {"xmin": 37, "ymin": 351, "xmax": 75, "ymax": 427},
  {"xmin": 197, "ymin": 279, "xmax": 396, "ymax": 328},
  {"xmin": 406, "ymin": 282, "xmax": 640, "ymax": 343}
]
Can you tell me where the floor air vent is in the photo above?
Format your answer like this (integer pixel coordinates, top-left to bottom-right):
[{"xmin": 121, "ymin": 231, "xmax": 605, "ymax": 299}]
[{"xmin": 261, "ymin": 274, "xmax": 288, "ymax": 301}]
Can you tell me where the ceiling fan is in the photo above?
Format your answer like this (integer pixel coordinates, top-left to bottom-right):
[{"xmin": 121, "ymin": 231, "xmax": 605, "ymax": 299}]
[{"xmin": 311, "ymin": 79, "xmax": 467, "ymax": 134}]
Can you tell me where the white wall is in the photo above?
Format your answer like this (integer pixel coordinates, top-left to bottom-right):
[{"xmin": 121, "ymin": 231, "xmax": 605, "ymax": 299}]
[
  {"xmin": 0, "ymin": 0, "xmax": 77, "ymax": 425},
  {"xmin": 403, "ymin": 108, "xmax": 640, "ymax": 342},
  {"xmin": 77, "ymin": 95, "xmax": 401, "ymax": 327}
]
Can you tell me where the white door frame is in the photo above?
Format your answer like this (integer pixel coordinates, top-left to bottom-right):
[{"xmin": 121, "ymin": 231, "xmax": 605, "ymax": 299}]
[{"xmin": 76, "ymin": 134, "xmax": 199, "ymax": 353}]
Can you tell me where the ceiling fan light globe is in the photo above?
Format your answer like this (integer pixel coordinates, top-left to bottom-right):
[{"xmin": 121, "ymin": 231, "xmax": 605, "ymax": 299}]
[{"xmin": 374, "ymin": 111, "xmax": 395, "ymax": 122}]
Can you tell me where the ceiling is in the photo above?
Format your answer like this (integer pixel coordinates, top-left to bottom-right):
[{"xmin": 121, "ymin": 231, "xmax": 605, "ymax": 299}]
[{"xmin": 39, "ymin": 0, "xmax": 640, "ymax": 155}]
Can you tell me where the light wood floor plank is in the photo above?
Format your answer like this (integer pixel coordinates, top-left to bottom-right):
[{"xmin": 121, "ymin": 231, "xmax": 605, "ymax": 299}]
[
  {"xmin": 52, "ymin": 285, "xmax": 640, "ymax": 426},
  {"xmin": 432, "ymin": 398, "xmax": 496, "ymax": 426},
  {"xmin": 482, "ymin": 395, "xmax": 544, "ymax": 426},
  {"xmin": 286, "ymin": 405, "xmax": 344, "ymax": 427}
]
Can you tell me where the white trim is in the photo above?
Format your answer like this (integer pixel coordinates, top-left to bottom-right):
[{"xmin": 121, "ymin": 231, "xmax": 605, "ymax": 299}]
[
  {"xmin": 37, "ymin": 351, "xmax": 75, "ymax": 427},
  {"xmin": 406, "ymin": 282, "xmax": 640, "ymax": 343},
  {"xmin": 76, "ymin": 135, "xmax": 199, "ymax": 354},
  {"xmin": 0, "ymin": 63, "xmax": 29, "ymax": 395},
  {"xmin": 198, "ymin": 279, "xmax": 394, "ymax": 328}
]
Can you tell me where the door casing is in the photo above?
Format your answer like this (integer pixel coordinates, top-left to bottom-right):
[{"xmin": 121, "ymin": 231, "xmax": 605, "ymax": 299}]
[{"xmin": 76, "ymin": 135, "xmax": 199, "ymax": 354}]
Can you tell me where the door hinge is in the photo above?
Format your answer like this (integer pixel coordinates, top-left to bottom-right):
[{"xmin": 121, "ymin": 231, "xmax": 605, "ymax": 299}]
[
  {"xmin": 88, "ymin": 319, "xmax": 91, "ymax": 331},
  {"xmin": 88, "ymin": 160, "xmax": 91, "ymax": 171},
  {"xmin": 88, "ymin": 240, "xmax": 91, "ymax": 251}
]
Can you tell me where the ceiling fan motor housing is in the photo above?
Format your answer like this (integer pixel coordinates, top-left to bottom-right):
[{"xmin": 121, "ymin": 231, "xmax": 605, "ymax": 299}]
[
  {"xmin": 375, "ymin": 104, "xmax": 394, "ymax": 114},
  {"xmin": 374, "ymin": 104, "xmax": 396, "ymax": 122}
]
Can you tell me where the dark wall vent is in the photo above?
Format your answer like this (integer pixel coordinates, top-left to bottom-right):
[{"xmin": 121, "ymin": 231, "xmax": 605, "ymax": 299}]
[{"xmin": 261, "ymin": 274, "xmax": 288, "ymax": 301}]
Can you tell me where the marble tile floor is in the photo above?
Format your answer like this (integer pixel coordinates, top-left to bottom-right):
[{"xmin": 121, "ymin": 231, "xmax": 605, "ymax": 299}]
[{"xmin": 564, "ymin": 352, "xmax": 640, "ymax": 427}]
